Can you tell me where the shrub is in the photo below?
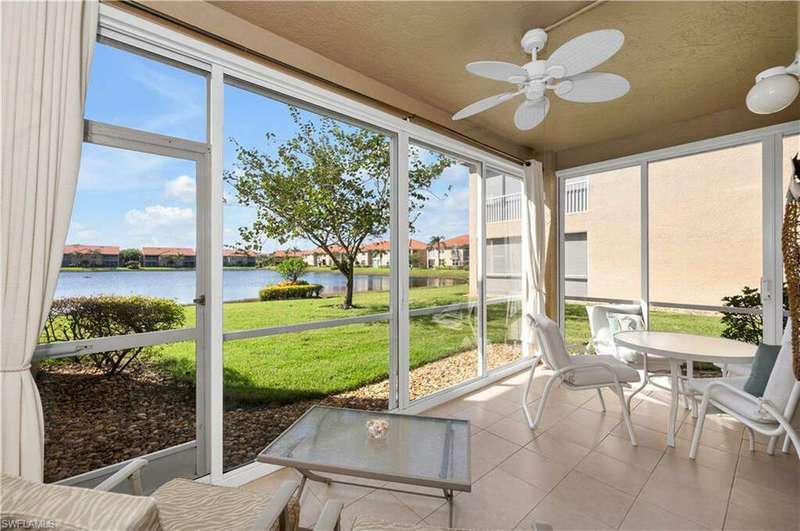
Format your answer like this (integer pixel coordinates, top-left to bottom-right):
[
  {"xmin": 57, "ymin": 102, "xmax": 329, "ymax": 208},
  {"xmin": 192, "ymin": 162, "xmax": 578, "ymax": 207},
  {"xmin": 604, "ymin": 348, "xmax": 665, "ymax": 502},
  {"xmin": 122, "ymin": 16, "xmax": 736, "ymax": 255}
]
[
  {"xmin": 119, "ymin": 248, "xmax": 142, "ymax": 264},
  {"xmin": 42, "ymin": 295, "xmax": 185, "ymax": 374},
  {"xmin": 125, "ymin": 261, "xmax": 140, "ymax": 269},
  {"xmin": 276, "ymin": 257, "xmax": 307, "ymax": 283},
  {"xmin": 259, "ymin": 283, "xmax": 323, "ymax": 300},
  {"xmin": 721, "ymin": 284, "xmax": 789, "ymax": 344}
]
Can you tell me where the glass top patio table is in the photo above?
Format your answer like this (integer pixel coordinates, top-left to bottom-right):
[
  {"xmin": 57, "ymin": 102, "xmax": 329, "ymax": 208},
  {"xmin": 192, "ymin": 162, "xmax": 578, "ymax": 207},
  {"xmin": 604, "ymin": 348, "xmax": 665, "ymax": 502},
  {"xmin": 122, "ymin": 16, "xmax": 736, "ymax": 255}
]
[{"xmin": 257, "ymin": 405, "xmax": 471, "ymax": 490}]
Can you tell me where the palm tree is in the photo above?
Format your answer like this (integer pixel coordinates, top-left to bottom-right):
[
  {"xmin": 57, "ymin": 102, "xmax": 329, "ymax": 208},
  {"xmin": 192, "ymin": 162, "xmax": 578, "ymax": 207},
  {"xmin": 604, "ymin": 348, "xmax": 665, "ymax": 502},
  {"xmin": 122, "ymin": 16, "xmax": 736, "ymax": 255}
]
[{"xmin": 428, "ymin": 235, "xmax": 445, "ymax": 268}]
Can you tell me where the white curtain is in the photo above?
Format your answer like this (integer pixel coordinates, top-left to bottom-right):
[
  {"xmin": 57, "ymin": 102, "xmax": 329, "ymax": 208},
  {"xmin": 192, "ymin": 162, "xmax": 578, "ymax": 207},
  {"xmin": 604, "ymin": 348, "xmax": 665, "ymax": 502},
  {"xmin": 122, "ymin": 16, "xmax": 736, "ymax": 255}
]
[
  {"xmin": 522, "ymin": 160, "xmax": 546, "ymax": 353},
  {"xmin": 1, "ymin": 0, "xmax": 98, "ymax": 481}
]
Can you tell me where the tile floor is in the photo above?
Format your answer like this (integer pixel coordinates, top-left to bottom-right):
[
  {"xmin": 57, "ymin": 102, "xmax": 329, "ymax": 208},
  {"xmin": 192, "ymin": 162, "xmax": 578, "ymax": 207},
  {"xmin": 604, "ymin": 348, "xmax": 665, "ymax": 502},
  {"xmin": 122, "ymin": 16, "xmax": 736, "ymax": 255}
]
[{"xmin": 243, "ymin": 368, "xmax": 800, "ymax": 530}]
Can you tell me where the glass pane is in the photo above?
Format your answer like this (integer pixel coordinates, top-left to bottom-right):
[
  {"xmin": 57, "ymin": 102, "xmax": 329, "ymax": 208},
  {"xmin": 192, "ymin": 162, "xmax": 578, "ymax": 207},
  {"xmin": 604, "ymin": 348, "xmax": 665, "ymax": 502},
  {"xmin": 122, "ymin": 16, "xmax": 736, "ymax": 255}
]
[
  {"xmin": 45, "ymin": 144, "xmax": 197, "ymax": 343},
  {"xmin": 222, "ymin": 323, "xmax": 389, "ymax": 471},
  {"xmin": 649, "ymin": 143, "xmax": 762, "ymax": 338},
  {"xmin": 38, "ymin": 341, "xmax": 198, "ymax": 490},
  {"xmin": 485, "ymin": 168, "xmax": 524, "ymax": 370},
  {"xmin": 562, "ymin": 166, "xmax": 641, "ymax": 353},
  {"xmin": 222, "ymin": 82, "xmax": 392, "ymax": 327},
  {"xmin": 408, "ymin": 144, "xmax": 478, "ymax": 399},
  {"xmin": 784, "ymin": 134, "xmax": 799, "ymax": 203},
  {"xmin": 85, "ymin": 43, "xmax": 206, "ymax": 141}
]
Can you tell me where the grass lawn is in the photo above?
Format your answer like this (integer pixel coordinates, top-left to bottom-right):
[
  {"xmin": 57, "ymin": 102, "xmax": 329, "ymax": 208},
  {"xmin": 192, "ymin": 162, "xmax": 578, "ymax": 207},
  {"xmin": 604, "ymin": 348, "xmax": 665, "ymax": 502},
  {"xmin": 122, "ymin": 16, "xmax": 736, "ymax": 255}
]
[{"xmin": 155, "ymin": 284, "xmax": 518, "ymax": 404}]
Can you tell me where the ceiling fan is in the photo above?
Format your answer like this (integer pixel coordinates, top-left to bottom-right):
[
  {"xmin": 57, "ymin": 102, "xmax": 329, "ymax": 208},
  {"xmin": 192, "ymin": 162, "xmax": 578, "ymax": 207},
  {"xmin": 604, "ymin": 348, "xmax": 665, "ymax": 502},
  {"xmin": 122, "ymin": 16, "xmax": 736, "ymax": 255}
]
[{"xmin": 452, "ymin": 28, "xmax": 630, "ymax": 130}]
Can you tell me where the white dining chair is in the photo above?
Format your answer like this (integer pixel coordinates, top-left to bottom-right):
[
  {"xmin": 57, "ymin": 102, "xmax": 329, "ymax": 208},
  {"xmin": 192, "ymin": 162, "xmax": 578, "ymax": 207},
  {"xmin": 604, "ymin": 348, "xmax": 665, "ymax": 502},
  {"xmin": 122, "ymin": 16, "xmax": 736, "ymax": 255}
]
[
  {"xmin": 523, "ymin": 313, "xmax": 640, "ymax": 446},
  {"xmin": 586, "ymin": 303, "xmax": 674, "ymax": 410},
  {"xmin": 689, "ymin": 319, "xmax": 800, "ymax": 460}
]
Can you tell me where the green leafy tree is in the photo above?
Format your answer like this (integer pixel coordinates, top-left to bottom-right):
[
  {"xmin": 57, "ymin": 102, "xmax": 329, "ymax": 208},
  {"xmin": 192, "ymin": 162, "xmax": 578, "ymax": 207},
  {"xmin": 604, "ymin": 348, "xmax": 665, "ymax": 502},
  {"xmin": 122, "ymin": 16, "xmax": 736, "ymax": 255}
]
[
  {"xmin": 119, "ymin": 248, "xmax": 142, "ymax": 264},
  {"xmin": 276, "ymin": 257, "xmax": 308, "ymax": 283},
  {"xmin": 721, "ymin": 284, "xmax": 789, "ymax": 344},
  {"xmin": 226, "ymin": 107, "xmax": 451, "ymax": 308}
]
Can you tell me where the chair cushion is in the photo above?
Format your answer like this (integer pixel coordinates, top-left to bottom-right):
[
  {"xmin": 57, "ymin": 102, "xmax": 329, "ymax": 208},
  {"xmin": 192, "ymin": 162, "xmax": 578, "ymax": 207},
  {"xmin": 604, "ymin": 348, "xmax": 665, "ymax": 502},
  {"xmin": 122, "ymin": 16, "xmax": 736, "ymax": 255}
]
[
  {"xmin": 152, "ymin": 479, "xmax": 299, "ymax": 531},
  {"xmin": 586, "ymin": 304, "xmax": 643, "ymax": 356},
  {"xmin": 763, "ymin": 319, "xmax": 798, "ymax": 414},
  {"xmin": 688, "ymin": 378, "xmax": 775, "ymax": 423},
  {"xmin": 606, "ymin": 312, "xmax": 646, "ymax": 363},
  {"xmin": 565, "ymin": 355, "xmax": 641, "ymax": 386},
  {"xmin": 742, "ymin": 343, "xmax": 781, "ymax": 397},
  {"xmin": 0, "ymin": 473, "xmax": 162, "ymax": 531},
  {"xmin": 531, "ymin": 314, "xmax": 571, "ymax": 370}
]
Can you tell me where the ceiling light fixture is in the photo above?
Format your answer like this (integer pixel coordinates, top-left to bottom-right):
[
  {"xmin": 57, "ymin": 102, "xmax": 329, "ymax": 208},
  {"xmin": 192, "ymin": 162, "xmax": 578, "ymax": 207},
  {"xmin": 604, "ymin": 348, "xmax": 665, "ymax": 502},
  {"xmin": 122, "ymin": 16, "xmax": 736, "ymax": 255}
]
[{"xmin": 746, "ymin": 50, "xmax": 800, "ymax": 114}]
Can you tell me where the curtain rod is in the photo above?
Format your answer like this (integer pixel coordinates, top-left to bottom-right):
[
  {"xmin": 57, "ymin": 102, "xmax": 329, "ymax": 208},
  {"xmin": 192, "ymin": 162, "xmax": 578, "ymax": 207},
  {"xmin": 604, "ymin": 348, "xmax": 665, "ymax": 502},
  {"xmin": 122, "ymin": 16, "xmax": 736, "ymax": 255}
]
[{"xmin": 118, "ymin": 0, "xmax": 531, "ymax": 165}]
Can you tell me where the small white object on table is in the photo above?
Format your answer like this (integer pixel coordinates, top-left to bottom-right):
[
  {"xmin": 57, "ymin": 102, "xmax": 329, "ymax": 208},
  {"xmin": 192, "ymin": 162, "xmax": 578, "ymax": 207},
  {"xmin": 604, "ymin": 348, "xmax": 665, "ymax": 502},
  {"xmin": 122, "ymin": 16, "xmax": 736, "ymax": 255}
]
[{"xmin": 614, "ymin": 331, "xmax": 756, "ymax": 447}]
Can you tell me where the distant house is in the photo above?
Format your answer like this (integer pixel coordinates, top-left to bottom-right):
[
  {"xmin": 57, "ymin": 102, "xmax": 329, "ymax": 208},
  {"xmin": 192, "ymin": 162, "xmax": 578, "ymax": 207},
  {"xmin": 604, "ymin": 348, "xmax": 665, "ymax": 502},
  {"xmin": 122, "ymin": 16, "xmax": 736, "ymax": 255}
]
[
  {"xmin": 142, "ymin": 247, "xmax": 196, "ymax": 268},
  {"xmin": 428, "ymin": 234, "xmax": 469, "ymax": 268},
  {"xmin": 223, "ymin": 248, "xmax": 257, "ymax": 266},
  {"xmin": 356, "ymin": 239, "xmax": 428, "ymax": 268},
  {"xmin": 62, "ymin": 245, "xmax": 120, "ymax": 267}
]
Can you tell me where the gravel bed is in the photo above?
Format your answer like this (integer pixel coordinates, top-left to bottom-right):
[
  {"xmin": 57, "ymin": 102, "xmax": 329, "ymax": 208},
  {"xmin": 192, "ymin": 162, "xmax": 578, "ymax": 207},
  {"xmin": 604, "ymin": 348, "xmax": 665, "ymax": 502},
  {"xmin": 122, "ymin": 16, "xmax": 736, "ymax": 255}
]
[{"xmin": 37, "ymin": 344, "xmax": 522, "ymax": 482}]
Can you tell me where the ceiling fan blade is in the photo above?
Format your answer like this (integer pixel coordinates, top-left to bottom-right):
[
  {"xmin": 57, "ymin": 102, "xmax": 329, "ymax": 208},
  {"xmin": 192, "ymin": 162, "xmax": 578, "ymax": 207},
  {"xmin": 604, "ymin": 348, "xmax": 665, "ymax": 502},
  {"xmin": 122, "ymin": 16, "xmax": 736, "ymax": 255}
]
[
  {"xmin": 555, "ymin": 72, "xmax": 630, "ymax": 103},
  {"xmin": 466, "ymin": 61, "xmax": 528, "ymax": 82},
  {"xmin": 546, "ymin": 29, "xmax": 624, "ymax": 77},
  {"xmin": 452, "ymin": 91, "xmax": 520, "ymax": 120},
  {"xmin": 513, "ymin": 97, "xmax": 550, "ymax": 130}
]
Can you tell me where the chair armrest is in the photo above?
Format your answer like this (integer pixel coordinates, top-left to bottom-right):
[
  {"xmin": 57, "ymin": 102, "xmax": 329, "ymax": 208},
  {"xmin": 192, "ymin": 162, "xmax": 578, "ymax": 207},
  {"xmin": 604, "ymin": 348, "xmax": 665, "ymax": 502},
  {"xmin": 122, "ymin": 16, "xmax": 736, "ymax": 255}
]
[
  {"xmin": 94, "ymin": 458, "xmax": 148, "ymax": 495},
  {"xmin": 252, "ymin": 479, "xmax": 299, "ymax": 531},
  {"xmin": 314, "ymin": 500, "xmax": 344, "ymax": 531},
  {"xmin": 700, "ymin": 380, "xmax": 759, "ymax": 404}
]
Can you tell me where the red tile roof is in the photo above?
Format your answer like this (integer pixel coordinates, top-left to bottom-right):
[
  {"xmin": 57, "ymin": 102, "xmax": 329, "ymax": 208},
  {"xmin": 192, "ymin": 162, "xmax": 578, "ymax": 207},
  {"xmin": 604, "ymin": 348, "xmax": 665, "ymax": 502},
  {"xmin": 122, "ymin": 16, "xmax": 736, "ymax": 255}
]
[
  {"xmin": 361, "ymin": 239, "xmax": 429, "ymax": 251},
  {"xmin": 142, "ymin": 247, "xmax": 196, "ymax": 257},
  {"xmin": 223, "ymin": 248, "xmax": 257, "ymax": 257},
  {"xmin": 443, "ymin": 234, "xmax": 470, "ymax": 248},
  {"xmin": 272, "ymin": 249, "xmax": 308, "ymax": 257},
  {"xmin": 63, "ymin": 244, "xmax": 120, "ymax": 256}
]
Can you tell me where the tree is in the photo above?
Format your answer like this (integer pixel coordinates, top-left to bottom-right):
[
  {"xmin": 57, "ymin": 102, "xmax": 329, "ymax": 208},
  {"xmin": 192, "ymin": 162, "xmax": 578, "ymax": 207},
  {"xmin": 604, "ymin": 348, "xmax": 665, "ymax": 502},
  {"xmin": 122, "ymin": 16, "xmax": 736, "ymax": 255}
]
[
  {"xmin": 226, "ymin": 107, "xmax": 451, "ymax": 308},
  {"xmin": 721, "ymin": 284, "xmax": 789, "ymax": 344},
  {"xmin": 428, "ymin": 235, "xmax": 445, "ymax": 267},
  {"xmin": 119, "ymin": 248, "xmax": 142, "ymax": 264},
  {"xmin": 276, "ymin": 257, "xmax": 307, "ymax": 283}
]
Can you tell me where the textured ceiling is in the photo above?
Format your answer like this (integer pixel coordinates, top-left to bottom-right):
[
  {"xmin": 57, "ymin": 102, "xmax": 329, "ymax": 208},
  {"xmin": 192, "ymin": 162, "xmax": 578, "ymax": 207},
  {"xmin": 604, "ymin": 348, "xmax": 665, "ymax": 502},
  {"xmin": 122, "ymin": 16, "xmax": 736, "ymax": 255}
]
[{"xmin": 210, "ymin": 1, "xmax": 799, "ymax": 153}]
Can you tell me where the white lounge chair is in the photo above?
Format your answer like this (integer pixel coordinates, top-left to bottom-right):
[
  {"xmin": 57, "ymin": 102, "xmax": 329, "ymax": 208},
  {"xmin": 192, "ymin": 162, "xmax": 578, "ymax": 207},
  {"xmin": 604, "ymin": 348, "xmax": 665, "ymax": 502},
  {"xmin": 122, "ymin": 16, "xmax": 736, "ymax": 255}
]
[
  {"xmin": 586, "ymin": 303, "xmax": 674, "ymax": 409},
  {"xmin": 523, "ymin": 313, "xmax": 640, "ymax": 446},
  {"xmin": 689, "ymin": 319, "xmax": 800, "ymax": 460}
]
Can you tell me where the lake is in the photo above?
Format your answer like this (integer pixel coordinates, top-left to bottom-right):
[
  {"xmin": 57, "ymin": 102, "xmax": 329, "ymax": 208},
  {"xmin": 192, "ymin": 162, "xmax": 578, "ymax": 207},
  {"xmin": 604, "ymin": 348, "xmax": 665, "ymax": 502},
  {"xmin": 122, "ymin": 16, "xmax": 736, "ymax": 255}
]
[{"xmin": 55, "ymin": 269, "xmax": 465, "ymax": 304}]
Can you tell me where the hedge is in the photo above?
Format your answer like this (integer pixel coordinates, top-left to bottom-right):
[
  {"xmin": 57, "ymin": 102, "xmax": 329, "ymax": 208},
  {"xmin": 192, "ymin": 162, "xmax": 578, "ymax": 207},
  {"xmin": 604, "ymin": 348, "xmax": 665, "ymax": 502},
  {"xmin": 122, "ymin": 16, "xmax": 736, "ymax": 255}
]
[{"xmin": 259, "ymin": 283, "xmax": 323, "ymax": 300}]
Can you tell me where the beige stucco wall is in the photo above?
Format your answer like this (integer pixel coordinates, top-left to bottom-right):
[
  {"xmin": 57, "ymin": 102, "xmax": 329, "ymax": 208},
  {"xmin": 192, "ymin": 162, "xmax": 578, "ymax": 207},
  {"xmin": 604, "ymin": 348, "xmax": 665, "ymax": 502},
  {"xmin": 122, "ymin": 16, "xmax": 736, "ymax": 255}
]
[{"xmin": 564, "ymin": 143, "xmax": 764, "ymax": 307}]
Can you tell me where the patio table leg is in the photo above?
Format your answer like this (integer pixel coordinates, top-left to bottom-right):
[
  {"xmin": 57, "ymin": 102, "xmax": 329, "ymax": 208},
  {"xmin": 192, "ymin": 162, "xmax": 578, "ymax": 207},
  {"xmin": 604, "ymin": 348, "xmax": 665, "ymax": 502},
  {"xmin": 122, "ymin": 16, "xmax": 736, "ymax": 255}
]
[
  {"xmin": 444, "ymin": 489, "xmax": 454, "ymax": 527},
  {"xmin": 668, "ymin": 358, "xmax": 680, "ymax": 447}
]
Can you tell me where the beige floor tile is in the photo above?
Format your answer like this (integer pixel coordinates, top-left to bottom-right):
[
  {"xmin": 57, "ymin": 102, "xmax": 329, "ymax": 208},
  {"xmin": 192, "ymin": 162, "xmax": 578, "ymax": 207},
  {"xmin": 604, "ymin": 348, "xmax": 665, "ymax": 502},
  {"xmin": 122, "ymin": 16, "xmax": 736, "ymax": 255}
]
[
  {"xmin": 567, "ymin": 406, "xmax": 624, "ymax": 431},
  {"xmin": 728, "ymin": 476, "xmax": 799, "ymax": 524},
  {"xmin": 545, "ymin": 417, "xmax": 616, "ymax": 450},
  {"xmin": 612, "ymin": 422, "xmax": 669, "ymax": 451},
  {"xmin": 421, "ymin": 399, "xmax": 465, "ymax": 419},
  {"xmin": 582, "ymin": 392, "xmax": 641, "ymax": 414},
  {"xmin": 485, "ymin": 416, "xmax": 539, "ymax": 446},
  {"xmin": 523, "ymin": 398, "xmax": 580, "ymax": 428},
  {"xmin": 677, "ymin": 422, "xmax": 742, "ymax": 455},
  {"xmin": 450, "ymin": 403, "xmax": 506, "ymax": 429},
  {"xmin": 737, "ymin": 442, "xmax": 800, "ymax": 470},
  {"xmin": 594, "ymin": 433, "xmax": 664, "ymax": 472},
  {"xmin": 525, "ymin": 432, "xmax": 592, "ymax": 468},
  {"xmin": 307, "ymin": 474, "xmax": 378, "ymax": 507},
  {"xmin": 575, "ymin": 451, "xmax": 651, "ymax": 496},
  {"xmin": 516, "ymin": 494, "xmax": 613, "ymax": 530},
  {"xmin": 341, "ymin": 490, "xmax": 421, "ymax": 529},
  {"xmin": 239, "ymin": 467, "xmax": 302, "ymax": 495},
  {"xmin": 502, "ymin": 371, "xmax": 532, "ymax": 387},
  {"xmin": 297, "ymin": 491, "xmax": 325, "ymax": 529},
  {"xmin": 548, "ymin": 470, "xmax": 635, "ymax": 529},
  {"xmin": 471, "ymin": 429, "xmax": 521, "ymax": 467},
  {"xmin": 661, "ymin": 445, "xmax": 738, "ymax": 475},
  {"xmin": 470, "ymin": 453, "xmax": 496, "ymax": 483},
  {"xmin": 424, "ymin": 468, "xmax": 547, "ymax": 529},
  {"xmin": 735, "ymin": 455, "xmax": 799, "ymax": 497},
  {"xmin": 639, "ymin": 473, "xmax": 728, "ymax": 530},
  {"xmin": 649, "ymin": 451, "xmax": 734, "ymax": 499},
  {"xmin": 498, "ymin": 446, "xmax": 571, "ymax": 492},
  {"xmin": 620, "ymin": 499, "xmax": 711, "ymax": 530},
  {"xmin": 682, "ymin": 413, "xmax": 745, "ymax": 435},
  {"xmin": 724, "ymin": 500, "xmax": 800, "ymax": 531},
  {"xmin": 547, "ymin": 387, "xmax": 596, "ymax": 407},
  {"xmin": 462, "ymin": 387, "xmax": 521, "ymax": 416},
  {"xmin": 380, "ymin": 482, "xmax": 447, "ymax": 520}
]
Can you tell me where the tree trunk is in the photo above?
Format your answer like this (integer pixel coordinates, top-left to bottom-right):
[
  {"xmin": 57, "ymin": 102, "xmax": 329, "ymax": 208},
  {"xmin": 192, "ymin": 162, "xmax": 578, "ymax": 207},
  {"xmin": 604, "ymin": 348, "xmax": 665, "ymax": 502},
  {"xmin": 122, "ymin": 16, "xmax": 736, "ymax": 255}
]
[{"xmin": 343, "ymin": 270, "xmax": 354, "ymax": 309}]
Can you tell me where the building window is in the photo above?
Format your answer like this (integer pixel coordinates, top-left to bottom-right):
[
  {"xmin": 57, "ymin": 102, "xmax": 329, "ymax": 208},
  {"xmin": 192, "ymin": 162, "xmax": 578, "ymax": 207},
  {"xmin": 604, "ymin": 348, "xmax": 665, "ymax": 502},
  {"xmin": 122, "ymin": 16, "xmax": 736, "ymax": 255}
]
[{"xmin": 564, "ymin": 178, "xmax": 588, "ymax": 214}]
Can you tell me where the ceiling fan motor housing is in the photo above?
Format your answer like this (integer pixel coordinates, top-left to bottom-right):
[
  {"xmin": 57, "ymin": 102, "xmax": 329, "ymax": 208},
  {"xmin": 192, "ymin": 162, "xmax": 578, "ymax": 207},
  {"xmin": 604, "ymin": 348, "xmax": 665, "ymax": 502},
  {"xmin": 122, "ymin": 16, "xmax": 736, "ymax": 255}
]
[{"xmin": 521, "ymin": 29, "xmax": 548, "ymax": 54}]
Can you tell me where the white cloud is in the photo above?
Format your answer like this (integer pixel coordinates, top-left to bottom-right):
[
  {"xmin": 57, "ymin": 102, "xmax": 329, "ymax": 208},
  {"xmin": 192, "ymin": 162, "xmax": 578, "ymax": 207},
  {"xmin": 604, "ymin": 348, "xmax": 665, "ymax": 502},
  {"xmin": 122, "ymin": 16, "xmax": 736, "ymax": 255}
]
[
  {"xmin": 124, "ymin": 205, "xmax": 195, "ymax": 247},
  {"xmin": 165, "ymin": 175, "xmax": 196, "ymax": 202}
]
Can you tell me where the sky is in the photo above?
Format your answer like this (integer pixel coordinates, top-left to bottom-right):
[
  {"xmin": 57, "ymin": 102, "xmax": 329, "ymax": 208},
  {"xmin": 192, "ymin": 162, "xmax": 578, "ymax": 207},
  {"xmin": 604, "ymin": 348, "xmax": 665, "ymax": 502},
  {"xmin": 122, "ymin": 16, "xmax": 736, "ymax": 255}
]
[{"xmin": 69, "ymin": 42, "xmax": 470, "ymax": 253}]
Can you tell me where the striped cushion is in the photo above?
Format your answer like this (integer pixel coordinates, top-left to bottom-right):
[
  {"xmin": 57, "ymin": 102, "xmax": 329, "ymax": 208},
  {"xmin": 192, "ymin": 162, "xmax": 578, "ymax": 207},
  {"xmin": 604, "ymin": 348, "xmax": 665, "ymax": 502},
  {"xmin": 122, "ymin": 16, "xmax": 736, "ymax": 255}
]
[
  {"xmin": 152, "ymin": 479, "xmax": 299, "ymax": 531},
  {"xmin": 0, "ymin": 473, "xmax": 161, "ymax": 531}
]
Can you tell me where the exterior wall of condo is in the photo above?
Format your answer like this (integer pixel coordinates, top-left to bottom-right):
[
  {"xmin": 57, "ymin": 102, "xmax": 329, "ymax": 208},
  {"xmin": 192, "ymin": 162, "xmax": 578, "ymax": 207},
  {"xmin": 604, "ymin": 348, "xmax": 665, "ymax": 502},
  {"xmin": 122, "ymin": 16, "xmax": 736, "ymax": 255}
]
[{"xmin": 563, "ymin": 143, "xmax": 763, "ymax": 307}]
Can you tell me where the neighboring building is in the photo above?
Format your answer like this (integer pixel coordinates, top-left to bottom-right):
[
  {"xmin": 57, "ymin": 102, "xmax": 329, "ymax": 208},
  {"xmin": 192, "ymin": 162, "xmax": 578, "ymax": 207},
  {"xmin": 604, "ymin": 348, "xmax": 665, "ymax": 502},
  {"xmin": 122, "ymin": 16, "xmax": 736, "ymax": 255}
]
[
  {"xmin": 223, "ymin": 248, "xmax": 257, "ymax": 266},
  {"xmin": 142, "ymin": 247, "xmax": 196, "ymax": 268},
  {"xmin": 61, "ymin": 244, "xmax": 120, "ymax": 267},
  {"xmin": 428, "ymin": 234, "xmax": 470, "ymax": 268},
  {"xmin": 357, "ymin": 239, "xmax": 428, "ymax": 268}
]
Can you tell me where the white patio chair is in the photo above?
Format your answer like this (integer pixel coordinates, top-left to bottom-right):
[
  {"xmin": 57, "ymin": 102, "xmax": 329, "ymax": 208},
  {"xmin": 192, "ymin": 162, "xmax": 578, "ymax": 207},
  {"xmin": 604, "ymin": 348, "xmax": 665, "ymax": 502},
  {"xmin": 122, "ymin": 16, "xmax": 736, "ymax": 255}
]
[
  {"xmin": 689, "ymin": 319, "xmax": 800, "ymax": 460},
  {"xmin": 522, "ymin": 313, "xmax": 640, "ymax": 446},
  {"xmin": 586, "ymin": 304, "xmax": 675, "ymax": 409}
]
